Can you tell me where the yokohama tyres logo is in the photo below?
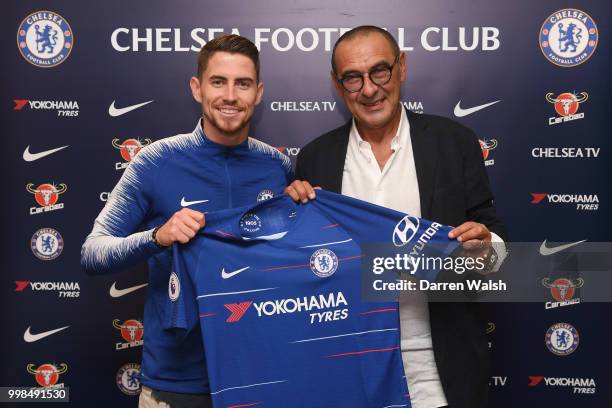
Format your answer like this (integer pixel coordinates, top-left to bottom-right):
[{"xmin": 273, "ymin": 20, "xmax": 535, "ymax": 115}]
[
  {"xmin": 223, "ymin": 292, "xmax": 348, "ymax": 324},
  {"xmin": 530, "ymin": 193, "xmax": 599, "ymax": 211},
  {"xmin": 529, "ymin": 375, "xmax": 596, "ymax": 394},
  {"xmin": 224, "ymin": 302, "xmax": 253, "ymax": 322}
]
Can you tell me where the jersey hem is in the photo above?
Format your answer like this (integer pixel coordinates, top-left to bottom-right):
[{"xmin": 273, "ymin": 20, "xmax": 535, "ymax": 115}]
[{"xmin": 139, "ymin": 377, "xmax": 210, "ymax": 394}]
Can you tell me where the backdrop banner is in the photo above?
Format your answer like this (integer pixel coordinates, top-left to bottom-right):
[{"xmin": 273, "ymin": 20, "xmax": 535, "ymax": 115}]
[{"xmin": 2, "ymin": 1, "xmax": 610, "ymax": 406}]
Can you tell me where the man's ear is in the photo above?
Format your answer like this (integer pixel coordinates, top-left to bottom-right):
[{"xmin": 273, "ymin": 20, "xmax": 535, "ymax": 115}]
[
  {"xmin": 399, "ymin": 52, "xmax": 407, "ymax": 82},
  {"xmin": 254, "ymin": 80, "xmax": 264, "ymax": 106},
  {"xmin": 189, "ymin": 76, "xmax": 202, "ymax": 103},
  {"xmin": 331, "ymin": 71, "xmax": 343, "ymax": 97}
]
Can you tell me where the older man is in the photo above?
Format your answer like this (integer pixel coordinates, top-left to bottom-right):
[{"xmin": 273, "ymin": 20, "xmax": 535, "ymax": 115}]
[{"xmin": 286, "ymin": 26, "xmax": 507, "ymax": 408}]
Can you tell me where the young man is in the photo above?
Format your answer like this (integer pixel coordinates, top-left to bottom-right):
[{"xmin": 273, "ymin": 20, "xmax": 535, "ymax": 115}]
[
  {"xmin": 82, "ymin": 35, "xmax": 292, "ymax": 408},
  {"xmin": 286, "ymin": 26, "xmax": 507, "ymax": 408}
]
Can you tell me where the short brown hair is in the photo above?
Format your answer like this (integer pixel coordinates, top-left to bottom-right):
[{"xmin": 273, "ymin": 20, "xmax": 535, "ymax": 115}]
[
  {"xmin": 331, "ymin": 26, "xmax": 400, "ymax": 73},
  {"xmin": 197, "ymin": 34, "xmax": 260, "ymax": 81}
]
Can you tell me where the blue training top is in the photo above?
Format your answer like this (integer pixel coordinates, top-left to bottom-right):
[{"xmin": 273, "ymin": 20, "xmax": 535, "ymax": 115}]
[{"xmin": 81, "ymin": 120, "xmax": 292, "ymax": 393}]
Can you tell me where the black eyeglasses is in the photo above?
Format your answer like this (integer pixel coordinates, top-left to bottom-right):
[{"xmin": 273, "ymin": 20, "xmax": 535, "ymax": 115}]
[{"xmin": 336, "ymin": 55, "xmax": 400, "ymax": 93}]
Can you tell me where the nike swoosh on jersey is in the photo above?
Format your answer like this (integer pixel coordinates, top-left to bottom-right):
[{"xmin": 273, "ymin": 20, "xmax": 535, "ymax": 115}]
[
  {"xmin": 221, "ymin": 266, "xmax": 250, "ymax": 279},
  {"xmin": 539, "ymin": 240, "xmax": 586, "ymax": 256},
  {"xmin": 23, "ymin": 145, "xmax": 69, "ymax": 162},
  {"xmin": 108, "ymin": 100, "xmax": 154, "ymax": 117},
  {"xmin": 181, "ymin": 197, "xmax": 209, "ymax": 207},
  {"xmin": 109, "ymin": 282, "xmax": 148, "ymax": 298},
  {"xmin": 453, "ymin": 100, "xmax": 501, "ymax": 117},
  {"xmin": 23, "ymin": 325, "xmax": 70, "ymax": 343}
]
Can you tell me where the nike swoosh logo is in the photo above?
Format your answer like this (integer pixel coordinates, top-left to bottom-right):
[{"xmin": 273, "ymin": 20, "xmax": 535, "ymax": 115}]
[
  {"xmin": 181, "ymin": 197, "xmax": 209, "ymax": 207},
  {"xmin": 221, "ymin": 266, "xmax": 250, "ymax": 279},
  {"xmin": 454, "ymin": 100, "xmax": 501, "ymax": 117},
  {"xmin": 109, "ymin": 282, "xmax": 148, "ymax": 298},
  {"xmin": 23, "ymin": 145, "xmax": 69, "ymax": 162},
  {"xmin": 539, "ymin": 240, "xmax": 586, "ymax": 256},
  {"xmin": 108, "ymin": 100, "xmax": 154, "ymax": 117},
  {"xmin": 24, "ymin": 325, "xmax": 69, "ymax": 343}
]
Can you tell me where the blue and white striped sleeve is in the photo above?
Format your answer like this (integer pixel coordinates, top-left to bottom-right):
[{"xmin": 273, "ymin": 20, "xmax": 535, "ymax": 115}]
[
  {"xmin": 80, "ymin": 144, "xmax": 165, "ymax": 274},
  {"xmin": 247, "ymin": 137, "xmax": 294, "ymax": 185}
]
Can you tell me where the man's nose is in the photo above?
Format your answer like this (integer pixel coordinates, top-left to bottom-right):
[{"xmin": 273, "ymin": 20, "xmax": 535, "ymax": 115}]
[
  {"xmin": 360, "ymin": 74, "xmax": 378, "ymax": 98},
  {"xmin": 224, "ymin": 84, "xmax": 237, "ymax": 102}
]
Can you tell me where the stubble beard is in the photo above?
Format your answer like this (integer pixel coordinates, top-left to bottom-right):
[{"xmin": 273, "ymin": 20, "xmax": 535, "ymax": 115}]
[{"xmin": 204, "ymin": 108, "xmax": 252, "ymax": 140}]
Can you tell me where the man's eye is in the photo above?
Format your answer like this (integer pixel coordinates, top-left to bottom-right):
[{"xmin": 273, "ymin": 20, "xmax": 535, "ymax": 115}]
[
  {"xmin": 370, "ymin": 67, "xmax": 389, "ymax": 80},
  {"xmin": 342, "ymin": 74, "xmax": 362, "ymax": 84},
  {"xmin": 237, "ymin": 81, "xmax": 251, "ymax": 90},
  {"xmin": 211, "ymin": 80, "xmax": 224, "ymax": 87}
]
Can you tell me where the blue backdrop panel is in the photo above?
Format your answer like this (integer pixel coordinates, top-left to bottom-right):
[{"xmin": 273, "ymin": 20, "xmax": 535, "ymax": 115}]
[{"xmin": 1, "ymin": 1, "xmax": 610, "ymax": 407}]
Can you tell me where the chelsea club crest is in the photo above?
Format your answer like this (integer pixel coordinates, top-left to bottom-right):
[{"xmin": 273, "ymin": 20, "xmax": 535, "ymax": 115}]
[
  {"xmin": 257, "ymin": 189, "xmax": 275, "ymax": 202},
  {"xmin": 17, "ymin": 11, "xmax": 74, "ymax": 68},
  {"xmin": 116, "ymin": 363, "xmax": 141, "ymax": 395},
  {"xmin": 545, "ymin": 322, "xmax": 579, "ymax": 356},
  {"xmin": 539, "ymin": 8, "xmax": 598, "ymax": 67},
  {"xmin": 31, "ymin": 228, "xmax": 64, "ymax": 261},
  {"xmin": 310, "ymin": 249, "xmax": 339, "ymax": 278}
]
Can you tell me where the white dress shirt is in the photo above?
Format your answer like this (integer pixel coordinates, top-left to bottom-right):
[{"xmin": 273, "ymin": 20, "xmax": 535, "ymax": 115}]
[{"xmin": 342, "ymin": 107, "xmax": 505, "ymax": 408}]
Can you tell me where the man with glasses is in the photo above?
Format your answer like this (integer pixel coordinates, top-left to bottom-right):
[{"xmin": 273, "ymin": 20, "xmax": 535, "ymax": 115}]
[{"xmin": 286, "ymin": 26, "xmax": 507, "ymax": 408}]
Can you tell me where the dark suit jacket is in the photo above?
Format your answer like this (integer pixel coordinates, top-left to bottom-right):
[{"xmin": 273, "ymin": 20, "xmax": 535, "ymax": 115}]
[{"xmin": 295, "ymin": 109, "xmax": 507, "ymax": 408}]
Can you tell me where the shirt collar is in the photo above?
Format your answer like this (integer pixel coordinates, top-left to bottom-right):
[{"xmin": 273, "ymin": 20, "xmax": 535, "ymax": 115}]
[
  {"xmin": 193, "ymin": 118, "xmax": 206, "ymax": 144},
  {"xmin": 349, "ymin": 104, "xmax": 410, "ymax": 151},
  {"xmin": 194, "ymin": 118, "xmax": 249, "ymax": 151}
]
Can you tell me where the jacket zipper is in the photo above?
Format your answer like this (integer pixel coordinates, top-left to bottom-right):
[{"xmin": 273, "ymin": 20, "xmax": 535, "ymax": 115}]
[{"xmin": 224, "ymin": 149, "xmax": 232, "ymax": 208}]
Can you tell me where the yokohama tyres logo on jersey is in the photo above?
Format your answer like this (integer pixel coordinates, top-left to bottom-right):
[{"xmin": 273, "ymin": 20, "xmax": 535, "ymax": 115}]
[
  {"xmin": 224, "ymin": 302, "xmax": 253, "ymax": 323},
  {"xmin": 224, "ymin": 292, "xmax": 349, "ymax": 324}
]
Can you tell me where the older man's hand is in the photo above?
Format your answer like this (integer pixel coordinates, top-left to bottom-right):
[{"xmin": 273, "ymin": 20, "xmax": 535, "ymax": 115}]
[
  {"xmin": 448, "ymin": 221, "xmax": 499, "ymax": 273},
  {"xmin": 284, "ymin": 180, "xmax": 318, "ymax": 203},
  {"xmin": 448, "ymin": 221, "xmax": 492, "ymax": 249}
]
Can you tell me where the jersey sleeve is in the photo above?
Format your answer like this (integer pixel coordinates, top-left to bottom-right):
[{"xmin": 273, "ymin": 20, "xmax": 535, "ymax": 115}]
[
  {"xmin": 284, "ymin": 161, "xmax": 295, "ymax": 185},
  {"xmin": 80, "ymin": 145, "xmax": 165, "ymax": 274},
  {"xmin": 246, "ymin": 137, "xmax": 294, "ymax": 189},
  {"xmin": 163, "ymin": 242, "xmax": 199, "ymax": 334},
  {"xmin": 312, "ymin": 190, "xmax": 460, "ymax": 282}
]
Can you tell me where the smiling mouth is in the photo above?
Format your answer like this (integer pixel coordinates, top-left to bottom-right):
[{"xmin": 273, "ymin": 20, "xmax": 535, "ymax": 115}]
[
  {"xmin": 361, "ymin": 98, "xmax": 385, "ymax": 109},
  {"xmin": 217, "ymin": 106, "xmax": 242, "ymax": 115}
]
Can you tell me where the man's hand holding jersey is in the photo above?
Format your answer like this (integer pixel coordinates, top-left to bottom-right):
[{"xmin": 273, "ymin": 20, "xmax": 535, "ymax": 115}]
[
  {"xmin": 284, "ymin": 180, "xmax": 317, "ymax": 203},
  {"xmin": 285, "ymin": 179, "xmax": 498, "ymax": 272},
  {"xmin": 286, "ymin": 180, "xmax": 492, "ymax": 246},
  {"xmin": 155, "ymin": 208, "xmax": 206, "ymax": 246}
]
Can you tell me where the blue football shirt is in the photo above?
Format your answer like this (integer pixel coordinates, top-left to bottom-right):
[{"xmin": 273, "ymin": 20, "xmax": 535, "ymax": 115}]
[{"xmin": 166, "ymin": 190, "xmax": 460, "ymax": 406}]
